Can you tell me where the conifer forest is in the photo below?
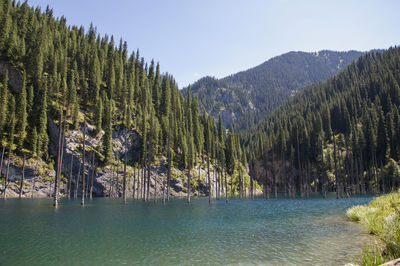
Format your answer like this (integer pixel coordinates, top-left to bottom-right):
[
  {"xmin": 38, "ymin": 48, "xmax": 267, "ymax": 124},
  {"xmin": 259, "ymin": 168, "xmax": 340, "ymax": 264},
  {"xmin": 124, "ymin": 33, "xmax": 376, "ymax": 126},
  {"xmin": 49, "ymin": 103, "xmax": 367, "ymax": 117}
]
[{"xmin": 1, "ymin": 1, "xmax": 400, "ymax": 265}]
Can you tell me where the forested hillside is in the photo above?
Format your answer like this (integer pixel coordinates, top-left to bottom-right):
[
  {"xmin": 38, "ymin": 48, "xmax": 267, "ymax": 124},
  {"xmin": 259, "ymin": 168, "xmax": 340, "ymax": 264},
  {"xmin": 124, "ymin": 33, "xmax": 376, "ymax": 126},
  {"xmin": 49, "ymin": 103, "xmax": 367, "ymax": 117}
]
[
  {"xmin": 187, "ymin": 50, "xmax": 363, "ymax": 128},
  {"xmin": 0, "ymin": 1, "xmax": 252, "ymax": 203},
  {"xmin": 243, "ymin": 46, "xmax": 400, "ymax": 199}
]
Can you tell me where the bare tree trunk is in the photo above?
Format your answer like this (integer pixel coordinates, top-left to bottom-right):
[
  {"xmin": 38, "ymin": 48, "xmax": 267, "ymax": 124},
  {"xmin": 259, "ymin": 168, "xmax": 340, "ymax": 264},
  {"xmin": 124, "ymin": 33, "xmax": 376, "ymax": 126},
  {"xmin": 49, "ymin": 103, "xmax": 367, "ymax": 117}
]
[
  {"xmin": 214, "ymin": 163, "xmax": 217, "ymax": 200},
  {"xmin": 198, "ymin": 152, "xmax": 201, "ymax": 196},
  {"xmin": 167, "ymin": 116, "xmax": 171, "ymax": 201},
  {"xmin": 355, "ymin": 153, "xmax": 360, "ymax": 194},
  {"xmin": 137, "ymin": 167, "xmax": 140, "ymax": 200},
  {"xmin": 146, "ymin": 132, "xmax": 152, "ymax": 202},
  {"xmin": 296, "ymin": 128, "xmax": 303, "ymax": 199},
  {"xmin": 19, "ymin": 153, "xmax": 26, "ymax": 198},
  {"xmin": 225, "ymin": 167, "xmax": 228, "ymax": 203},
  {"xmin": 0, "ymin": 145, "xmax": 5, "ymax": 183},
  {"xmin": 31, "ymin": 160, "xmax": 38, "ymax": 199},
  {"xmin": 250, "ymin": 162, "xmax": 254, "ymax": 200},
  {"xmin": 333, "ymin": 135, "xmax": 339, "ymax": 199},
  {"xmin": 360, "ymin": 153, "xmax": 366, "ymax": 194},
  {"xmin": 155, "ymin": 172, "xmax": 158, "ymax": 203},
  {"xmin": 142, "ymin": 164, "xmax": 146, "ymax": 201},
  {"xmin": 272, "ymin": 152, "xmax": 277, "ymax": 199},
  {"xmin": 132, "ymin": 165, "xmax": 136, "ymax": 199},
  {"xmin": 74, "ymin": 162, "xmax": 81, "ymax": 199},
  {"xmin": 187, "ymin": 169, "xmax": 191, "ymax": 204},
  {"xmin": 90, "ymin": 151, "xmax": 95, "ymax": 199},
  {"xmin": 68, "ymin": 154, "xmax": 73, "ymax": 199},
  {"xmin": 380, "ymin": 162, "xmax": 385, "ymax": 194},
  {"xmin": 162, "ymin": 169, "xmax": 166, "ymax": 204},
  {"xmin": 3, "ymin": 146, "xmax": 11, "ymax": 199},
  {"xmin": 208, "ymin": 153, "xmax": 212, "ymax": 204},
  {"xmin": 123, "ymin": 131, "xmax": 128, "ymax": 204},
  {"xmin": 53, "ymin": 111, "xmax": 63, "ymax": 207},
  {"xmin": 116, "ymin": 162, "xmax": 120, "ymax": 198},
  {"xmin": 81, "ymin": 118, "xmax": 86, "ymax": 206}
]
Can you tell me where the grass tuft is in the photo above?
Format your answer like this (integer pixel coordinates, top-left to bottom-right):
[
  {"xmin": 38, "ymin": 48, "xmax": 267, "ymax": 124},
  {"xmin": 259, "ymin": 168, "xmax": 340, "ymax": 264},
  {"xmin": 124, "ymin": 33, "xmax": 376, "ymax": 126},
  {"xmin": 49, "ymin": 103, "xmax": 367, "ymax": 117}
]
[{"xmin": 347, "ymin": 189, "xmax": 400, "ymax": 265}]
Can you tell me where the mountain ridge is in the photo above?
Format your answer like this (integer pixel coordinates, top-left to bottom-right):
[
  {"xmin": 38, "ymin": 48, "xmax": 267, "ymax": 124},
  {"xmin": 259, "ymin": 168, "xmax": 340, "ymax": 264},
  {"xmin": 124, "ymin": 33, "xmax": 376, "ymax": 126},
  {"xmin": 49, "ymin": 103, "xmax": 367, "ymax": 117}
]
[{"xmin": 185, "ymin": 50, "xmax": 364, "ymax": 128}]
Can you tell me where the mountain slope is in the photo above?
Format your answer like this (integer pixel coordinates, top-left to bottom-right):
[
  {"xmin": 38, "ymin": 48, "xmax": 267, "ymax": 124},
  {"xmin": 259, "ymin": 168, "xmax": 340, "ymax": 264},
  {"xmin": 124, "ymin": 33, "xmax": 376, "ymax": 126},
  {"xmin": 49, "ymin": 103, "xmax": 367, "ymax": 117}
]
[
  {"xmin": 244, "ymin": 46, "xmax": 400, "ymax": 198},
  {"xmin": 187, "ymin": 50, "xmax": 363, "ymax": 128}
]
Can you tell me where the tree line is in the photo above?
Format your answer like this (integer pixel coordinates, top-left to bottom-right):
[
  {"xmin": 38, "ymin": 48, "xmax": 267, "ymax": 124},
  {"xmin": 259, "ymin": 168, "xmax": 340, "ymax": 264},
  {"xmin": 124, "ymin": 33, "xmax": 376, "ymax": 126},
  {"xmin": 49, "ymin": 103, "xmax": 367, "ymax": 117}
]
[{"xmin": 242, "ymin": 46, "xmax": 400, "ymax": 199}]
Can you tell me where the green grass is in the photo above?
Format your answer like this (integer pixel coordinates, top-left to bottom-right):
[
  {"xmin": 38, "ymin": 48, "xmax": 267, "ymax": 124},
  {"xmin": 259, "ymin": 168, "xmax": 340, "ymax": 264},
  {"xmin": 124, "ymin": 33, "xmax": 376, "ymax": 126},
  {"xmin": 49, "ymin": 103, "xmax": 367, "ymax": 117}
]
[{"xmin": 346, "ymin": 189, "xmax": 400, "ymax": 265}]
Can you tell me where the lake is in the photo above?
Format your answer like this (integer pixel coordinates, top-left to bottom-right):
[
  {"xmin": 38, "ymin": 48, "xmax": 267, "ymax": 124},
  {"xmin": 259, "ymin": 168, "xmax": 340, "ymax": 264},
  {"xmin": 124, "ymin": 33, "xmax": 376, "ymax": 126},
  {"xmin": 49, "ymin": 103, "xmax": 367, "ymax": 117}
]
[{"xmin": 0, "ymin": 194, "xmax": 374, "ymax": 265}]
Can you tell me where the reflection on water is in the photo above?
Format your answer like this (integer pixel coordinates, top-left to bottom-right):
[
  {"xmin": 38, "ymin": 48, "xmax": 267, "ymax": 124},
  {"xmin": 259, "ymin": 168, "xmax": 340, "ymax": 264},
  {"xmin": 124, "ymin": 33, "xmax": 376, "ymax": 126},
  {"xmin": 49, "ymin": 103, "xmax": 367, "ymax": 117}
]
[{"xmin": 0, "ymin": 194, "xmax": 373, "ymax": 265}]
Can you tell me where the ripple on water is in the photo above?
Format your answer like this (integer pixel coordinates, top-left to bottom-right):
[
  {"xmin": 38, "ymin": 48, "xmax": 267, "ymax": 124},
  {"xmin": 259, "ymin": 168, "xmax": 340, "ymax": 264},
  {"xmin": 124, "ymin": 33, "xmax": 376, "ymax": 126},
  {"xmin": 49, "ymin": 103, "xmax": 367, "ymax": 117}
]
[{"xmin": 0, "ymin": 195, "xmax": 374, "ymax": 265}]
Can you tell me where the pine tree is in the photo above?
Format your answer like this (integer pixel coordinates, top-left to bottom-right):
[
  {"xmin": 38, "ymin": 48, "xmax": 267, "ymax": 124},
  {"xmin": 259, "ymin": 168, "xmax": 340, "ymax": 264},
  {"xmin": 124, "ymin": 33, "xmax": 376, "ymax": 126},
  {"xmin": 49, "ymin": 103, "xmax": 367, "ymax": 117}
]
[
  {"xmin": 16, "ymin": 73, "xmax": 28, "ymax": 149},
  {"xmin": 38, "ymin": 79, "xmax": 48, "ymax": 160},
  {"xmin": 0, "ymin": 70, "xmax": 9, "ymax": 135},
  {"xmin": 160, "ymin": 76, "xmax": 170, "ymax": 118},
  {"xmin": 94, "ymin": 96, "xmax": 103, "ymax": 134},
  {"xmin": 3, "ymin": 95, "xmax": 15, "ymax": 199},
  {"xmin": 103, "ymin": 97, "xmax": 113, "ymax": 163}
]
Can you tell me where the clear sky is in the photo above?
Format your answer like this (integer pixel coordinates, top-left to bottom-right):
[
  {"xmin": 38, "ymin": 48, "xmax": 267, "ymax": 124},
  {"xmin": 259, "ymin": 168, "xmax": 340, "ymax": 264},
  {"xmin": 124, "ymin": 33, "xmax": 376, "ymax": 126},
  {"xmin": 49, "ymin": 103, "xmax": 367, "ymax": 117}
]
[{"xmin": 27, "ymin": 0, "xmax": 400, "ymax": 88}]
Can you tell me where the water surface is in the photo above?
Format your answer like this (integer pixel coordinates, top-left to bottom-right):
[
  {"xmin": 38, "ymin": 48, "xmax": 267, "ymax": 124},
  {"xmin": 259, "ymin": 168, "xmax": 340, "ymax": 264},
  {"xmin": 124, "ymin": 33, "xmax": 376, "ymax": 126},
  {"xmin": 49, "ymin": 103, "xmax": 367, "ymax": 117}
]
[{"xmin": 0, "ymin": 194, "xmax": 373, "ymax": 265}]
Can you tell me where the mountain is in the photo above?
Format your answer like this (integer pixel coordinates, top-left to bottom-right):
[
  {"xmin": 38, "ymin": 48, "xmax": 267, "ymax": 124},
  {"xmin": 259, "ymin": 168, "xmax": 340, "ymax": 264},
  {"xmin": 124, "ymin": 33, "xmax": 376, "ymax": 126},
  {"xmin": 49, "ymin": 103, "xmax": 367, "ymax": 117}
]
[
  {"xmin": 244, "ymin": 46, "xmax": 400, "ymax": 198},
  {"xmin": 186, "ymin": 50, "xmax": 363, "ymax": 128},
  {"xmin": 0, "ymin": 0, "xmax": 250, "ymax": 200}
]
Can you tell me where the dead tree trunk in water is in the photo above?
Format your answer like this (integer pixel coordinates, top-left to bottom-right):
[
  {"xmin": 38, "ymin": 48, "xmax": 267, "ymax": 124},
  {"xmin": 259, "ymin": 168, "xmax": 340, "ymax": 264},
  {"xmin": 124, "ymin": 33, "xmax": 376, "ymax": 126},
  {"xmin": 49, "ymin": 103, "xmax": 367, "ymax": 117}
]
[
  {"xmin": 74, "ymin": 162, "xmax": 81, "ymax": 199},
  {"xmin": 19, "ymin": 153, "xmax": 26, "ymax": 198},
  {"xmin": 90, "ymin": 151, "xmax": 95, "ymax": 199},
  {"xmin": 31, "ymin": 160, "xmax": 38, "ymax": 199},
  {"xmin": 67, "ymin": 154, "xmax": 73, "ymax": 199},
  {"xmin": 53, "ymin": 111, "xmax": 63, "ymax": 207},
  {"xmin": 225, "ymin": 167, "xmax": 228, "ymax": 203},
  {"xmin": 167, "ymin": 115, "xmax": 172, "ymax": 201},
  {"xmin": 132, "ymin": 165, "xmax": 136, "ymax": 199},
  {"xmin": 272, "ymin": 152, "xmax": 277, "ymax": 199},
  {"xmin": 333, "ymin": 135, "xmax": 339, "ymax": 199},
  {"xmin": 208, "ymin": 152, "xmax": 212, "ymax": 204},
  {"xmin": 123, "ymin": 131, "xmax": 128, "ymax": 204},
  {"xmin": 81, "ymin": 118, "xmax": 86, "ymax": 206},
  {"xmin": 146, "ymin": 130, "xmax": 152, "ymax": 202},
  {"xmin": 3, "ymin": 146, "xmax": 12, "ymax": 199},
  {"xmin": 0, "ymin": 145, "xmax": 5, "ymax": 180}
]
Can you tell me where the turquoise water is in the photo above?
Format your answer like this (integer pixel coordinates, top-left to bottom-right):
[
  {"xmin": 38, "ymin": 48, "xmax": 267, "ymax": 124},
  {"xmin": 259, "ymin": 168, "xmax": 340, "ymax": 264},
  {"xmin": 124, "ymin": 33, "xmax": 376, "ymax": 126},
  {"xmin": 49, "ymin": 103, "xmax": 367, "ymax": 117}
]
[{"xmin": 0, "ymin": 194, "xmax": 373, "ymax": 265}]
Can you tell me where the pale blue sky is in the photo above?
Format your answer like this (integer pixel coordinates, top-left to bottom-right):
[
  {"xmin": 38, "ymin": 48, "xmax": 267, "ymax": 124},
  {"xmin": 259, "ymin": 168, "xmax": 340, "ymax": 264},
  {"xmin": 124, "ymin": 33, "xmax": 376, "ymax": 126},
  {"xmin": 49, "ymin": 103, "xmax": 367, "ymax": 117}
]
[{"xmin": 28, "ymin": 0, "xmax": 400, "ymax": 88}]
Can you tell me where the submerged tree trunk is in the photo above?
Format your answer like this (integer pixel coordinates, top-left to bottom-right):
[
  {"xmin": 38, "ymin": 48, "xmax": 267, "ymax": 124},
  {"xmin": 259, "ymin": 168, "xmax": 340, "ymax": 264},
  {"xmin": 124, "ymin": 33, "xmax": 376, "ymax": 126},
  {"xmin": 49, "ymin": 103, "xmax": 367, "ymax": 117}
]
[
  {"xmin": 90, "ymin": 151, "xmax": 95, "ymax": 199},
  {"xmin": 208, "ymin": 153, "xmax": 212, "ymax": 204},
  {"xmin": 123, "ymin": 132, "xmax": 128, "ymax": 204},
  {"xmin": 53, "ymin": 111, "xmax": 63, "ymax": 207},
  {"xmin": 333, "ymin": 135, "xmax": 339, "ymax": 199},
  {"xmin": 116, "ymin": 162, "xmax": 120, "ymax": 198},
  {"xmin": 166, "ymin": 114, "xmax": 172, "ymax": 201},
  {"xmin": 74, "ymin": 162, "xmax": 81, "ymax": 199},
  {"xmin": 18, "ymin": 153, "xmax": 26, "ymax": 199},
  {"xmin": 187, "ymin": 169, "xmax": 191, "ymax": 204},
  {"xmin": 68, "ymin": 154, "xmax": 73, "ymax": 199},
  {"xmin": 132, "ymin": 165, "xmax": 136, "ymax": 199},
  {"xmin": 3, "ymin": 147, "xmax": 11, "ymax": 199},
  {"xmin": 31, "ymin": 160, "xmax": 38, "ymax": 199},
  {"xmin": 146, "ymin": 132, "xmax": 152, "ymax": 202},
  {"xmin": 81, "ymin": 118, "xmax": 86, "ymax": 206},
  {"xmin": 225, "ymin": 168, "xmax": 228, "ymax": 203},
  {"xmin": 0, "ymin": 145, "xmax": 5, "ymax": 183}
]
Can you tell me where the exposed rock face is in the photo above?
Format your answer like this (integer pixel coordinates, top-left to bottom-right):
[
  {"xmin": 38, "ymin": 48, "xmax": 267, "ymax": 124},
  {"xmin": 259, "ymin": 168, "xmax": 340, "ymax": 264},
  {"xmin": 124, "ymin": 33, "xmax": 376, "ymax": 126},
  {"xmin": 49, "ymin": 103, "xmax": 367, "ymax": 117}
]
[
  {"xmin": 0, "ymin": 61, "xmax": 22, "ymax": 93},
  {"xmin": 2, "ymin": 117, "xmax": 230, "ymax": 199}
]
